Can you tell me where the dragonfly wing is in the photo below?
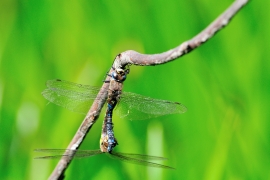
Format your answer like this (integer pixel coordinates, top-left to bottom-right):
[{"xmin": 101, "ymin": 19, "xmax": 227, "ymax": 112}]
[
  {"xmin": 117, "ymin": 92, "xmax": 187, "ymax": 120},
  {"xmin": 109, "ymin": 152, "xmax": 175, "ymax": 169},
  {"xmin": 34, "ymin": 149, "xmax": 175, "ymax": 169},
  {"xmin": 111, "ymin": 152, "xmax": 168, "ymax": 160},
  {"xmin": 42, "ymin": 79, "xmax": 105, "ymax": 114},
  {"xmin": 34, "ymin": 149, "xmax": 102, "ymax": 159}
]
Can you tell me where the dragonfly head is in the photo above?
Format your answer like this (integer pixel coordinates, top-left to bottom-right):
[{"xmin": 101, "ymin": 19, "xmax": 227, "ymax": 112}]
[{"xmin": 111, "ymin": 68, "xmax": 129, "ymax": 83}]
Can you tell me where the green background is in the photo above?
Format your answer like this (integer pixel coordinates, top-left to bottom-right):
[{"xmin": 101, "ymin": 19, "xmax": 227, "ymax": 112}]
[{"xmin": 0, "ymin": 0, "xmax": 269, "ymax": 179}]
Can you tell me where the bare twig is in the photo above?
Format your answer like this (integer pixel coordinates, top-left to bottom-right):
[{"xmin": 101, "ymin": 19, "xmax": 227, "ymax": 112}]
[
  {"xmin": 48, "ymin": 0, "xmax": 249, "ymax": 179},
  {"xmin": 113, "ymin": 0, "xmax": 249, "ymax": 69}
]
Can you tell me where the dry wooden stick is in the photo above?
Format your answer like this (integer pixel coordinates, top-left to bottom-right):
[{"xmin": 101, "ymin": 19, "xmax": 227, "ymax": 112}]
[
  {"xmin": 48, "ymin": 0, "xmax": 249, "ymax": 179},
  {"xmin": 113, "ymin": 0, "xmax": 249, "ymax": 68}
]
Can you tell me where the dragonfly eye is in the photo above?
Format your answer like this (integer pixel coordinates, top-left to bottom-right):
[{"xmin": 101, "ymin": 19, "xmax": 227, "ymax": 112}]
[
  {"xmin": 111, "ymin": 71, "xmax": 118, "ymax": 79},
  {"xmin": 120, "ymin": 75, "xmax": 126, "ymax": 82}
]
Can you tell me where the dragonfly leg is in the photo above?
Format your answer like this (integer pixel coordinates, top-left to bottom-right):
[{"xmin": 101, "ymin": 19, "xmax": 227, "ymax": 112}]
[{"xmin": 103, "ymin": 72, "xmax": 114, "ymax": 83}]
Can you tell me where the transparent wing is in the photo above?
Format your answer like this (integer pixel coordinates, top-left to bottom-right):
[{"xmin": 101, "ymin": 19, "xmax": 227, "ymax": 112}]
[
  {"xmin": 34, "ymin": 149, "xmax": 175, "ymax": 169},
  {"xmin": 117, "ymin": 92, "xmax": 187, "ymax": 120},
  {"xmin": 42, "ymin": 79, "xmax": 105, "ymax": 114},
  {"xmin": 110, "ymin": 152, "xmax": 175, "ymax": 169},
  {"xmin": 111, "ymin": 151, "xmax": 168, "ymax": 160},
  {"xmin": 34, "ymin": 149, "xmax": 102, "ymax": 159},
  {"xmin": 42, "ymin": 79, "xmax": 187, "ymax": 120}
]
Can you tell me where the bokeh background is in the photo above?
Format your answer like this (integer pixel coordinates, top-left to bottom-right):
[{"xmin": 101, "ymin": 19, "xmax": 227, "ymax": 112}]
[{"xmin": 0, "ymin": 0, "xmax": 269, "ymax": 179}]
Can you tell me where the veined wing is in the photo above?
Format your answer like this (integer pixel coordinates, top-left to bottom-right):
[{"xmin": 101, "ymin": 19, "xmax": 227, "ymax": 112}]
[
  {"xmin": 42, "ymin": 79, "xmax": 106, "ymax": 114},
  {"xmin": 110, "ymin": 151, "xmax": 175, "ymax": 169},
  {"xmin": 34, "ymin": 149, "xmax": 174, "ymax": 169},
  {"xmin": 42, "ymin": 79, "xmax": 187, "ymax": 120},
  {"xmin": 118, "ymin": 92, "xmax": 187, "ymax": 120},
  {"xmin": 34, "ymin": 149, "xmax": 102, "ymax": 159}
]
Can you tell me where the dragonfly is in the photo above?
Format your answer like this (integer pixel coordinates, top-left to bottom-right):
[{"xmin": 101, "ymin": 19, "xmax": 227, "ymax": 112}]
[
  {"xmin": 42, "ymin": 67, "xmax": 187, "ymax": 152},
  {"xmin": 99, "ymin": 68, "xmax": 129, "ymax": 152},
  {"xmin": 34, "ymin": 148, "xmax": 175, "ymax": 169}
]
